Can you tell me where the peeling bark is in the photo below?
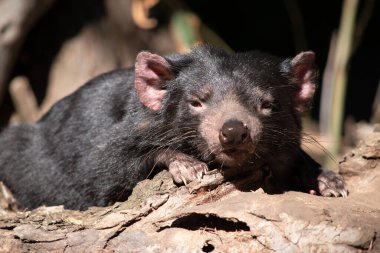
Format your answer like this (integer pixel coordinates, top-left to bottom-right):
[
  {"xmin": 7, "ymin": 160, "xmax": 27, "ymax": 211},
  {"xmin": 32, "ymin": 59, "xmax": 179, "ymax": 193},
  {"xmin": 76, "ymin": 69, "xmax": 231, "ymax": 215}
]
[{"xmin": 0, "ymin": 127, "xmax": 379, "ymax": 252}]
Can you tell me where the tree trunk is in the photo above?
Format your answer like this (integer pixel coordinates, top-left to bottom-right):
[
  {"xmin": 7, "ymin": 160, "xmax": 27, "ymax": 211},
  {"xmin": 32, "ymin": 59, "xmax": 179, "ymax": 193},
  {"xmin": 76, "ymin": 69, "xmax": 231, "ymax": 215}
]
[{"xmin": 0, "ymin": 0, "xmax": 56, "ymax": 105}]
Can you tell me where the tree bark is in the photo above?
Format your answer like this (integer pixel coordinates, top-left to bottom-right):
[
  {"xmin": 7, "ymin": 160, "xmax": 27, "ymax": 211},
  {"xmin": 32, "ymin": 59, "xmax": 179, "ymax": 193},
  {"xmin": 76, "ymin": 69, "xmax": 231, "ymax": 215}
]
[{"xmin": 0, "ymin": 127, "xmax": 379, "ymax": 252}]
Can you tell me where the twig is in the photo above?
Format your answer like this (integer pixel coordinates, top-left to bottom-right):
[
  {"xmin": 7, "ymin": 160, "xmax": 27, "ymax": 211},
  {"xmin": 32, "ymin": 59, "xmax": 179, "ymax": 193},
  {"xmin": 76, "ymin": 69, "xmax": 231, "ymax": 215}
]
[
  {"xmin": 371, "ymin": 79, "xmax": 380, "ymax": 123},
  {"xmin": 9, "ymin": 76, "xmax": 40, "ymax": 123},
  {"xmin": 324, "ymin": 0, "xmax": 359, "ymax": 169}
]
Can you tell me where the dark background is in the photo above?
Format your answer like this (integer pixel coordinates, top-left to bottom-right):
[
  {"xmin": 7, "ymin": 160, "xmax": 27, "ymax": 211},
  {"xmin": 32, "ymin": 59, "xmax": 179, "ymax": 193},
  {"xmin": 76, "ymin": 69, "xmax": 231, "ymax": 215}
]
[
  {"xmin": 184, "ymin": 0, "xmax": 380, "ymax": 122},
  {"xmin": 0, "ymin": 0, "xmax": 379, "ymax": 127}
]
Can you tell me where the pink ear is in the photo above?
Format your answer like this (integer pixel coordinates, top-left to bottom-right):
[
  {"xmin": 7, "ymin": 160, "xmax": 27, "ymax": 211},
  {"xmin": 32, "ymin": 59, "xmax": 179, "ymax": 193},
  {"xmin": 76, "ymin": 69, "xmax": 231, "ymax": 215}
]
[
  {"xmin": 285, "ymin": 51, "xmax": 318, "ymax": 112},
  {"xmin": 135, "ymin": 52, "xmax": 174, "ymax": 110}
]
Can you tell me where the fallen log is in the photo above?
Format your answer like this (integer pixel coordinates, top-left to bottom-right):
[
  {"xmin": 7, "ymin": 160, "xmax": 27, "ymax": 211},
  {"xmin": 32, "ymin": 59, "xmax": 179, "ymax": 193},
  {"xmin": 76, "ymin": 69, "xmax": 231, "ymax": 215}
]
[{"xmin": 0, "ymin": 126, "xmax": 379, "ymax": 252}]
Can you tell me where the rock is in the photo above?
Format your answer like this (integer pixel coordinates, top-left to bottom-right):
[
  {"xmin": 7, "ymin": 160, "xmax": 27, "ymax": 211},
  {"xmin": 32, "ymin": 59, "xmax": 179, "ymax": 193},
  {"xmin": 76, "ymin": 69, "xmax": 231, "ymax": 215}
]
[{"xmin": 0, "ymin": 129, "xmax": 379, "ymax": 252}]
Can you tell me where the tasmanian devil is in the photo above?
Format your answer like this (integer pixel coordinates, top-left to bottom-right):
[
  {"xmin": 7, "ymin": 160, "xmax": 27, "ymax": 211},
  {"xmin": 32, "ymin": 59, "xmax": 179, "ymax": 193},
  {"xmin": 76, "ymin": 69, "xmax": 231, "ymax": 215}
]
[{"xmin": 0, "ymin": 45, "xmax": 347, "ymax": 210}]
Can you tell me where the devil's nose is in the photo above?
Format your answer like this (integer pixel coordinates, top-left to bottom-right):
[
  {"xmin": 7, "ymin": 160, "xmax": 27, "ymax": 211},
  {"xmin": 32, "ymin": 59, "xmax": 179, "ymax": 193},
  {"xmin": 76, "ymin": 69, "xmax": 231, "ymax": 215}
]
[{"xmin": 219, "ymin": 120, "xmax": 249, "ymax": 147}]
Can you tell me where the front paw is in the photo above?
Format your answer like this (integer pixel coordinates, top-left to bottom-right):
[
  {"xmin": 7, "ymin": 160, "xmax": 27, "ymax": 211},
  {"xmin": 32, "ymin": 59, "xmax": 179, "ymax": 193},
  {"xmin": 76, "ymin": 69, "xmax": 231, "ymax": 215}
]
[
  {"xmin": 317, "ymin": 169, "xmax": 348, "ymax": 198},
  {"xmin": 168, "ymin": 157, "xmax": 208, "ymax": 185}
]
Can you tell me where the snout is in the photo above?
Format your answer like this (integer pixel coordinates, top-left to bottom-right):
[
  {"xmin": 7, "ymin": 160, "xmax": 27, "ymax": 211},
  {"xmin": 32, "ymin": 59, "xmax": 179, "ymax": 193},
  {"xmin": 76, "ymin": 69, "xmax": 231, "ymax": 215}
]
[
  {"xmin": 219, "ymin": 120, "xmax": 249, "ymax": 148},
  {"xmin": 214, "ymin": 119, "xmax": 256, "ymax": 167},
  {"xmin": 198, "ymin": 100, "xmax": 262, "ymax": 167}
]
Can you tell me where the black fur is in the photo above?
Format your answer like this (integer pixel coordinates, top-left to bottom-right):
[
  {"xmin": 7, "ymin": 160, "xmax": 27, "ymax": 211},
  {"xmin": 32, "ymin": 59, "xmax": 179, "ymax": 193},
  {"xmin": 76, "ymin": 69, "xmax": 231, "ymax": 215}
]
[{"xmin": 0, "ymin": 45, "xmax": 345, "ymax": 210}]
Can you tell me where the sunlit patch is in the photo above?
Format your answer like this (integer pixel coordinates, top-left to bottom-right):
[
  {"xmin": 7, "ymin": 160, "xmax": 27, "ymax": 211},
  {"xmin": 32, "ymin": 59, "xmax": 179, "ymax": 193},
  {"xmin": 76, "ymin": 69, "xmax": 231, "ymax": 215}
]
[{"xmin": 197, "ymin": 95, "xmax": 262, "ymax": 168}]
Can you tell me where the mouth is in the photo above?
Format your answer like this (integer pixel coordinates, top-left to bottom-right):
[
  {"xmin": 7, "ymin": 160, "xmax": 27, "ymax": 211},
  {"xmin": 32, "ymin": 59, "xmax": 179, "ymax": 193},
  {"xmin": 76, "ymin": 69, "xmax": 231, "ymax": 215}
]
[
  {"xmin": 223, "ymin": 148, "xmax": 247, "ymax": 156},
  {"xmin": 215, "ymin": 148, "xmax": 254, "ymax": 167}
]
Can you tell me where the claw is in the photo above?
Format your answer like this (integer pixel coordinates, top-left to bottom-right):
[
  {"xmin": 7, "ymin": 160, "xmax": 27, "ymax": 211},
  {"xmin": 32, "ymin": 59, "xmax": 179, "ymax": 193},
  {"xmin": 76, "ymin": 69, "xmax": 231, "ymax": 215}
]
[
  {"xmin": 340, "ymin": 189, "xmax": 348, "ymax": 198},
  {"xmin": 205, "ymin": 169, "xmax": 219, "ymax": 175},
  {"xmin": 168, "ymin": 157, "xmax": 209, "ymax": 186},
  {"xmin": 316, "ymin": 169, "xmax": 348, "ymax": 198},
  {"xmin": 322, "ymin": 188, "xmax": 347, "ymax": 198},
  {"xmin": 181, "ymin": 176, "xmax": 188, "ymax": 186},
  {"xmin": 327, "ymin": 189, "xmax": 338, "ymax": 197},
  {"xmin": 197, "ymin": 173, "xmax": 203, "ymax": 181}
]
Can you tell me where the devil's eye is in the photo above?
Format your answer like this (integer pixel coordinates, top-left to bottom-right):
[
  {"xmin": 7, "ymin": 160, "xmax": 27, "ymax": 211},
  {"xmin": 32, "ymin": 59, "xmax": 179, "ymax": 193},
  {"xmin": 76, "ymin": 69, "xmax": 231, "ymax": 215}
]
[
  {"xmin": 261, "ymin": 101, "xmax": 273, "ymax": 110},
  {"xmin": 188, "ymin": 98, "xmax": 206, "ymax": 114},
  {"xmin": 261, "ymin": 100, "xmax": 280, "ymax": 113},
  {"xmin": 189, "ymin": 100, "xmax": 203, "ymax": 108}
]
